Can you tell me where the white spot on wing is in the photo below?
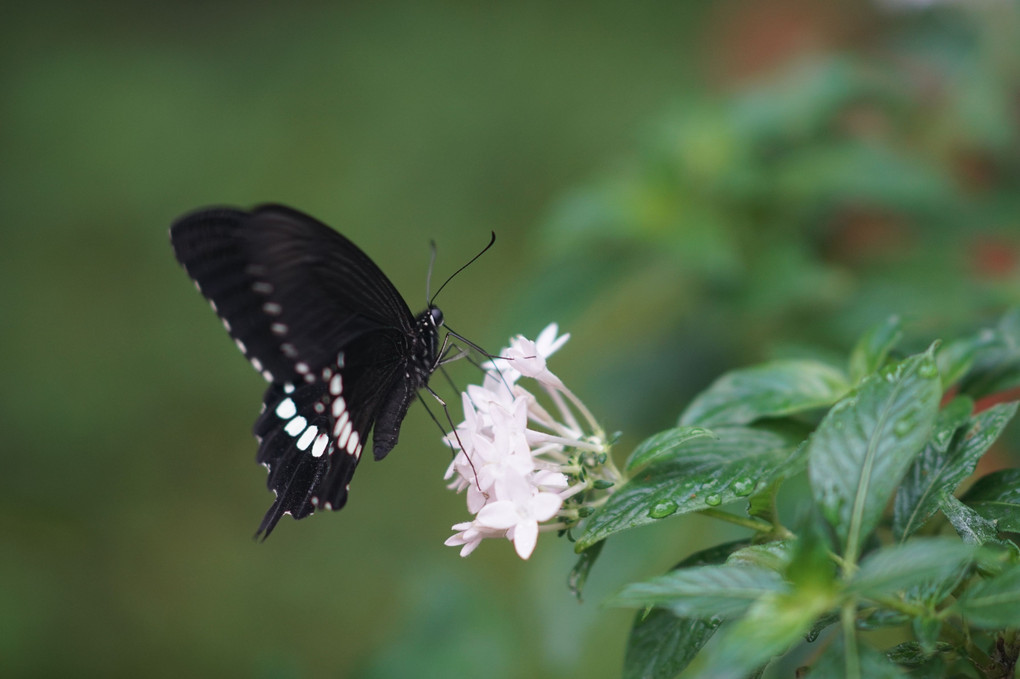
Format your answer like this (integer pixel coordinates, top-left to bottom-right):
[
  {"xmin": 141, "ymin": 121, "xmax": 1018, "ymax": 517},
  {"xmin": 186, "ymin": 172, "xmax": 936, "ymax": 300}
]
[
  {"xmin": 234, "ymin": 338, "xmax": 247, "ymax": 354},
  {"xmin": 283, "ymin": 383, "xmax": 295, "ymax": 394},
  {"xmin": 347, "ymin": 430, "xmax": 360, "ymax": 456},
  {"xmin": 331, "ymin": 396, "xmax": 346, "ymax": 418},
  {"xmin": 338, "ymin": 420, "xmax": 353, "ymax": 448},
  {"xmin": 284, "ymin": 416, "xmax": 307, "ymax": 437},
  {"xmin": 333, "ymin": 410, "xmax": 349, "ymax": 437},
  {"xmin": 251, "ymin": 357, "xmax": 263, "ymax": 372},
  {"xmin": 312, "ymin": 434, "xmax": 329, "ymax": 458},
  {"xmin": 263, "ymin": 302, "xmax": 282, "ymax": 315},
  {"xmin": 329, "ymin": 374, "xmax": 343, "ymax": 396},
  {"xmin": 295, "ymin": 362, "xmax": 309, "ymax": 374},
  {"xmin": 271, "ymin": 322, "xmax": 288, "ymax": 336},
  {"xmin": 252, "ymin": 281, "xmax": 274, "ymax": 294},
  {"xmin": 296, "ymin": 425, "xmax": 318, "ymax": 451},
  {"xmin": 275, "ymin": 398, "xmax": 297, "ymax": 419},
  {"xmin": 336, "ymin": 352, "xmax": 345, "ymax": 368}
]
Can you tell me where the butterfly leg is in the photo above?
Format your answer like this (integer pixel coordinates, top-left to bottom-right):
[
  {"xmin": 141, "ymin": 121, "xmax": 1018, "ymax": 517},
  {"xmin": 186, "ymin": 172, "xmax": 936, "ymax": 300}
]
[{"xmin": 420, "ymin": 384, "xmax": 481, "ymax": 488}]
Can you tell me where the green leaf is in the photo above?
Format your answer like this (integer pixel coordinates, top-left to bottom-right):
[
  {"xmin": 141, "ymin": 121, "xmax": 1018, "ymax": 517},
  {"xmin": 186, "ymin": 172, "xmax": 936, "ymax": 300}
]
[
  {"xmin": 567, "ymin": 540, "xmax": 604, "ymax": 602},
  {"xmin": 936, "ymin": 332, "xmax": 993, "ymax": 391},
  {"xmin": 961, "ymin": 467, "xmax": 1020, "ymax": 533},
  {"xmin": 623, "ymin": 609, "xmax": 719, "ymax": 679},
  {"xmin": 577, "ymin": 426, "xmax": 801, "ymax": 550},
  {"xmin": 610, "ymin": 565, "xmax": 785, "ymax": 619},
  {"xmin": 930, "ymin": 395, "xmax": 976, "ymax": 453},
  {"xmin": 847, "ymin": 539, "xmax": 980, "ymax": 598},
  {"xmin": 957, "ymin": 309, "xmax": 1020, "ymax": 400},
  {"xmin": 857, "ymin": 608, "xmax": 909, "ymax": 630},
  {"xmin": 886, "ymin": 641, "xmax": 954, "ymax": 668},
  {"xmin": 679, "ymin": 539, "xmax": 756, "ymax": 569},
  {"xmin": 621, "ymin": 542, "xmax": 736, "ymax": 679},
  {"xmin": 939, "ymin": 494, "xmax": 1003, "ymax": 546},
  {"xmin": 902, "ymin": 546, "xmax": 973, "ymax": 614},
  {"xmin": 772, "ymin": 138, "xmax": 956, "ymax": 213},
  {"xmin": 687, "ymin": 586, "xmax": 836, "ymax": 679},
  {"xmin": 784, "ymin": 521, "xmax": 839, "ymax": 589},
  {"xmin": 912, "ymin": 616, "xmax": 941, "ymax": 656},
  {"xmin": 726, "ymin": 540, "xmax": 796, "ymax": 573},
  {"xmin": 952, "ymin": 564, "xmax": 1020, "ymax": 628},
  {"xmin": 679, "ymin": 359, "xmax": 849, "ymax": 427},
  {"xmin": 893, "ymin": 401, "xmax": 1016, "ymax": 540},
  {"xmin": 625, "ymin": 426, "xmax": 715, "ymax": 472},
  {"xmin": 811, "ymin": 636, "xmax": 906, "ymax": 678},
  {"xmin": 747, "ymin": 477, "xmax": 783, "ymax": 524},
  {"xmin": 849, "ymin": 315, "xmax": 903, "ymax": 383},
  {"xmin": 805, "ymin": 612, "xmax": 840, "ymax": 642},
  {"xmin": 808, "ymin": 346, "xmax": 942, "ymax": 562}
]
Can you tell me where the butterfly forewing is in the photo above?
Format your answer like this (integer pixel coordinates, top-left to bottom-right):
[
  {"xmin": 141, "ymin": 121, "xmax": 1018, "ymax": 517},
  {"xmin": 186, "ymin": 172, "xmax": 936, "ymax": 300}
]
[
  {"xmin": 172, "ymin": 205, "xmax": 416, "ymax": 384},
  {"xmin": 170, "ymin": 204, "xmax": 441, "ymax": 538}
]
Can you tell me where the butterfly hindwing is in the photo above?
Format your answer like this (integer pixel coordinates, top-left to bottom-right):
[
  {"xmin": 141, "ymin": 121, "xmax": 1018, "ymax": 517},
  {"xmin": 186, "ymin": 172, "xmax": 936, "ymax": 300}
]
[
  {"xmin": 254, "ymin": 382, "xmax": 333, "ymax": 532},
  {"xmin": 170, "ymin": 204, "xmax": 442, "ymax": 538}
]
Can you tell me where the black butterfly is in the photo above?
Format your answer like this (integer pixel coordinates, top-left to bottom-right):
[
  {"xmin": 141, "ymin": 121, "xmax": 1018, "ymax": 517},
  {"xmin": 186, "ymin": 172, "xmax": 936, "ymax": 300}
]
[{"xmin": 171, "ymin": 204, "xmax": 479, "ymax": 538}]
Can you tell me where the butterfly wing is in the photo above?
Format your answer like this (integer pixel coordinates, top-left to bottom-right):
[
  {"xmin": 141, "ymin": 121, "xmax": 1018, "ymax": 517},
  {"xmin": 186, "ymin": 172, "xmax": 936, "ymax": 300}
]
[
  {"xmin": 171, "ymin": 205, "xmax": 425, "ymax": 537},
  {"xmin": 170, "ymin": 204, "xmax": 416, "ymax": 383}
]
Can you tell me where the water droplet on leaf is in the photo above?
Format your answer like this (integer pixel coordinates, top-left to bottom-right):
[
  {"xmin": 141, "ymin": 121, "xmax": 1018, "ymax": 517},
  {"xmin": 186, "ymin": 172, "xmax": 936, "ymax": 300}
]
[
  {"xmin": 705, "ymin": 494, "xmax": 722, "ymax": 506},
  {"xmin": 733, "ymin": 478, "xmax": 755, "ymax": 496},
  {"xmin": 648, "ymin": 501, "xmax": 678, "ymax": 519},
  {"xmin": 893, "ymin": 419, "xmax": 913, "ymax": 436}
]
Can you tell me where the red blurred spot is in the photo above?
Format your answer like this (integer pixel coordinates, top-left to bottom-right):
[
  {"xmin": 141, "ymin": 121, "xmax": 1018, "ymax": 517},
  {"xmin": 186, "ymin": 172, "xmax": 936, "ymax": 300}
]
[
  {"xmin": 703, "ymin": 1, "xmax": 864, "ymax": 83},
  {"xmin": 970, "ymin": 236, "xmax": 1019, "ymax": 280}
]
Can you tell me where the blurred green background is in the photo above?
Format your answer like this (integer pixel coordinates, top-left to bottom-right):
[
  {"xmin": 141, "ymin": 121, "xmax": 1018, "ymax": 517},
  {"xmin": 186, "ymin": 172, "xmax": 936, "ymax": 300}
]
[{"xmin": 3, "ymin": 2, "xmax": 1019, "ymax": 677}]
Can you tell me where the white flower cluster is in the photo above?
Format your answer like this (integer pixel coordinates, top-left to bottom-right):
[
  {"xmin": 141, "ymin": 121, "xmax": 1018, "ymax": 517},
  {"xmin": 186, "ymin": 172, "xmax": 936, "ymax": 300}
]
[{"xmin": 444, "ymin": 324, "xmax": 619, "ymax": 559}]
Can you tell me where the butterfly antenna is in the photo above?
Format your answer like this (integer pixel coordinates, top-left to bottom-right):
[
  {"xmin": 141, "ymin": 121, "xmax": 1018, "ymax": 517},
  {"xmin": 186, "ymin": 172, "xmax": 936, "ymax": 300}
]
[
  {"xmin": 425, "ymin": 239, "xmax": 438, "ymax": 307},
  {"xmin": 429, "ymin": 231, "xmax": 496, "ymax": 306}
]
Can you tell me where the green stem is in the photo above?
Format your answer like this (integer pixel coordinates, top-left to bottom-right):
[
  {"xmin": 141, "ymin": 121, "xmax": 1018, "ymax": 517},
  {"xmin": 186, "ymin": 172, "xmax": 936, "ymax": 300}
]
[
  {"xmin": 862, "ymin": 594, "xmax": 926, "ymax": 619},
  {"xmin": 841, "ymin": 601, "xmax": 860, "ymax": 679},
  {"xmin": 560, "ymin": 383, "xmax": 604, "ymax": 440}
]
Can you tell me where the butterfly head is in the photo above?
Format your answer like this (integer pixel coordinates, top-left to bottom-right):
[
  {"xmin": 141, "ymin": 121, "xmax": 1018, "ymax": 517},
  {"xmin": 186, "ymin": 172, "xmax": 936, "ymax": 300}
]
[{"xmin": 429, "ymin": 305, "xmax": 444, "ymax": 329}]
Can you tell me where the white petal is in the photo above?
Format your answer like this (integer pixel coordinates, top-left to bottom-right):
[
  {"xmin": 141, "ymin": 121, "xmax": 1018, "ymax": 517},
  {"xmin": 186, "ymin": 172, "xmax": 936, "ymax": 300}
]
[
  {"xmin": 466, "ymin": 484, "xmax": 489, "ymax": 514},
  {"xmin": 512, "ymin": 520, "xmax": 539, "ymax": 559},
  {"xmin": 491, "ymin": 471, "xmax": 531, "ymax": 503},
  {"xmin": 530, "ymin": 492, "xmax": 564, "ymax": 522},
  {"xmin": 536, "ymin": 323, "xmax": 570, "ymax": 357},
  {"xmin": 476, "ymin": 501, "xmax": 520, "ymax": 530},
  {"xmin": 533, "ymin": 470, "xmax": 569, "ymax": 491},
  {"xmin": 459, "ymin": 541, "xmax": 482, "ymax": 557}
]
